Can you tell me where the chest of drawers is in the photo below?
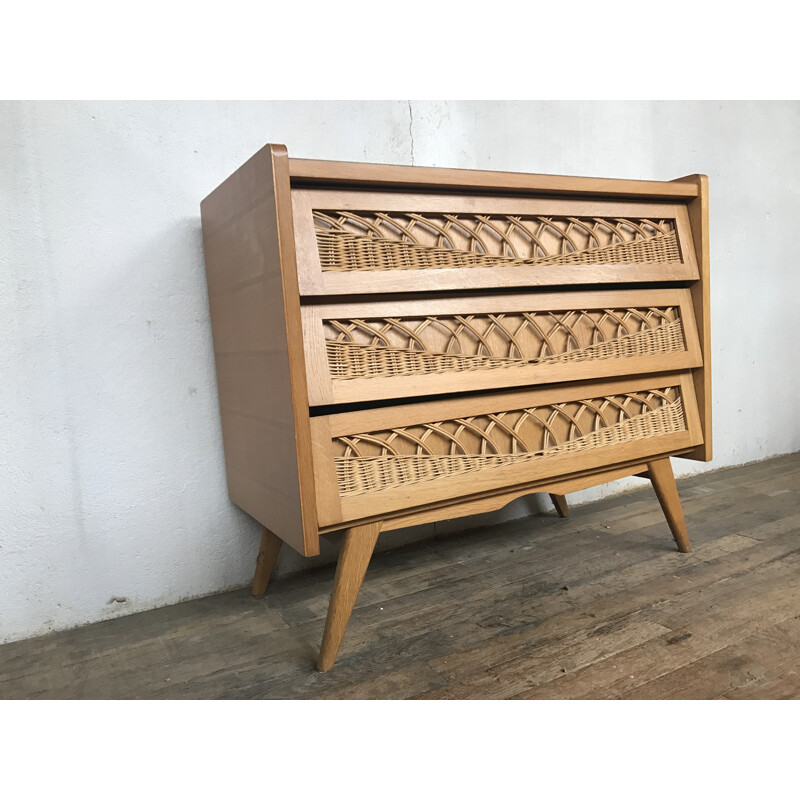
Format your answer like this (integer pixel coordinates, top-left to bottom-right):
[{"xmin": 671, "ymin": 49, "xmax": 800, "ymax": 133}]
[{"xmin": 200, "ymin": 144, "xmax": 711, "ymax": 670}]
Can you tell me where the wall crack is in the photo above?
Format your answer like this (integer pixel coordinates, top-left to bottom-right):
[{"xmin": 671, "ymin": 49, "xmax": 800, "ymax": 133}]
[{"xmin": 407, "ymin": 100, "xmax": 415, "ymax": 166}]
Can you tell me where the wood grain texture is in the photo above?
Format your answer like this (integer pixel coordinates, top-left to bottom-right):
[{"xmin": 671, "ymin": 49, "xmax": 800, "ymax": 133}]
[
  {"xmin": 339, "ymin": 424, "xmax": 697, "ymax": 525},
  {"xmin": 301, "ymin": 287, "xmax": 701, "ymax": 406},
  {"xmin": 200, "ymin": 144, "xmax": 320, "ymax": 556},
  {"xmin": 252, "ymin": 527, "xmax": 283, "ymax": 596},
  {"xmin": 672, "ymin": 173, "xmax": 711, "ymax": 462},
  {"xmin": 373, "ymin": 455, "xmax": 677, "ymax": 532},
  {"xmin": 199, "ymin": 145, "xmax": 711, "ymax": 670},
  {"xmin": 2, "ymin": 454, "xmax": 795, "ymax": 699},
  {"xmin": 318, "ymin": 522, "xmax": 382, "ymax": 671},
  {"xmin": 292, "ymin": 189, "xmax": 699, "ymax": 295},
  {"xmin": 550, "ymin": 494, "xmax": 569, "ymax": 518},
  {"xmin": 313, "ymin": 372, "xmax": 703, "ymax": 525},
  {"xmin": 289, "ymin": 157, "xmax": 701, "ymax": 200},
  {"xmin": 324, "ymin": 372, "xmax": 694, "ymax": 436},
  {"xmin": 647, "ymin": 457, "xmax": 691, "ymax": 553}
]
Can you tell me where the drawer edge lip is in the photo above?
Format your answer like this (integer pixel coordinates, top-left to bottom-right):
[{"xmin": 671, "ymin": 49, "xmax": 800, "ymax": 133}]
[
  {"xmin": 325, "ymin": 354, "xmax": 703, "ymax": 407},
  {"xmin": 301, "ymin": 264, "xmax": 699, "ymax": 296},
  {"xmin": 306, "ymin": 287, "xmax": 692, "ymax": 316},
  {"xmin": 316, "ymin": 448, "xmax": 695, "ymax": 535},
  {"xmin": 319, "ymin": 371, "xmax": 692, "ymax": 435},
  {"xmin": 335, "ymin": 429, "xmax": 700, "ymax": 524}
]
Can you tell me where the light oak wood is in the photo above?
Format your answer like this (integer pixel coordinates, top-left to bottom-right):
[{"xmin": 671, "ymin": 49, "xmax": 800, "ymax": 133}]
[
  {"xmin": 302, "ymin": 287, "xmax": 702, "ymax": 406},
  {"xmin": 200, "ymin": 144, "xmax": 711, "ymax": 669},
  {"xmin": 672, "ymin": 173, "xmax": 711, "ymax": 462},
  {"xmin": 337, "ymin": 427, "xmax": 699, "ymax": 525},
  {"xmin": 309, "ymin": 415, "xmax": 343, "ymax": 525},
  {"xmin": 323, "ymin": 372, "xmax": 695, "ymax": 436},
  {"xmin": 292, "ymin": 189, "xmax": 699, "ymax": 296},
  {"xmin": 252, "ymin": 527, "xmax": 283, "ymax": 597},
  {"xmin": 311, "ymin": 372, "xmax": 702, "ymax": 526},
  {"xmin": 367, "ymin": 453, "xmax": 687, "ymax": 533},
  {"xmin": 318, "ymin": 522, "xmax": 382, "ymax": 671},
  {"xmin": 550, "ymin": 494, "xmax": 569, "ymax": 518},
  {"xmin": 646, "ymin": 458, "xmax": 691, "ymax": 553},
  {"xmin": 289, "ymin": 156, "xmax": 701, "ymax": 199},
  {"xmin": 269, "ymin": 147, "xmax": 320, "ymax": 556},
  {"xmin": 201, "ymin": 144, "xmax": 320, "ymax": 556}
]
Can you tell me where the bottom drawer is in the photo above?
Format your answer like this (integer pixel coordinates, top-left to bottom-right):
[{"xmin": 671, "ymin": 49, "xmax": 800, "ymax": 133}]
[{"xmin": 310, "ymin": 372, "xmax": 703, "ymax": 527}]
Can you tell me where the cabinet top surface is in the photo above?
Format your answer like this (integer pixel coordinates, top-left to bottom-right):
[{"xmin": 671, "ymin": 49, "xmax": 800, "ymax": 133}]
[{"xmin": 288, "ymin": 154, "xmax": 702, "ymax": 200}]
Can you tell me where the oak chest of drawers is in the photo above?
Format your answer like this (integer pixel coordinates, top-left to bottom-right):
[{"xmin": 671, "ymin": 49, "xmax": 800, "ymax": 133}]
[{"xmin": 200, "ymin": 144, "xmax": 711, "ymax": 670}]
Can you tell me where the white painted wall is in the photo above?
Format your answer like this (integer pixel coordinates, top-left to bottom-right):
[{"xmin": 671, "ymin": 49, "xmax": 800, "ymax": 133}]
[{"xmin": 2, "ymin": 101, "xmax": 799, "ymax": 644}]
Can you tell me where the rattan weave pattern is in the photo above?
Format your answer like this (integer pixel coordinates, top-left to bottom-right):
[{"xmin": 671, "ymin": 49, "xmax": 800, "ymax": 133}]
[
  {"xmin": 326, "ymin": 317, "xmax": 685, "ymax": 380},
  {"xmin": 333, "ymin": 387, "xmax": 685, "ymax": 496},
  {"xmin": 537, "ymin": 318, "xmax": 684, "ymax": 364},
  {"xmin": 313, "ymin": 211, "xmax": 682, "ymax": 272},
  {"xmin": 317, "ymin": 229, "xmax": 680, "ymax": 272},
  {"xmin": 335, "ymin": 397, "xmax": 685, "ymax": 496}
]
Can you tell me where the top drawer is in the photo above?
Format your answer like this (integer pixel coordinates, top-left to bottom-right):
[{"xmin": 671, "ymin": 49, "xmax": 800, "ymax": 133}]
[{"xmin": 291, "ymin": 189, "xmax": 699, "ymax": 295}]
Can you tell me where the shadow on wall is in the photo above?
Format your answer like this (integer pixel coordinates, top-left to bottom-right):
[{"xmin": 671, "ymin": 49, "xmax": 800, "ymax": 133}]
[{"xmin": 51, "ymin": 216, "xmax": 264, "ymax": 589}]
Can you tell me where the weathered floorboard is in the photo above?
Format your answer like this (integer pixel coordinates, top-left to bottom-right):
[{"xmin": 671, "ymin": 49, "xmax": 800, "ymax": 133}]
[{"xmin": 1, "ymin": 453, "xmax": 798, "ymax": 699}]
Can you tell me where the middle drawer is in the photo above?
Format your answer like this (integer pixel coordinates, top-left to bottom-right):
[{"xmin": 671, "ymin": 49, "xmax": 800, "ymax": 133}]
[{"xmin": 302, "ymin": 288, "xmax": 701, "ymax": 406}]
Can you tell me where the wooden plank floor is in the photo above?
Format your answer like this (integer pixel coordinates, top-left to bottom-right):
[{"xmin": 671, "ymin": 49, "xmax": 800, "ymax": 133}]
[{"xmin": 2, "ymin": 454, "xmax": 799, "ymax": 700}]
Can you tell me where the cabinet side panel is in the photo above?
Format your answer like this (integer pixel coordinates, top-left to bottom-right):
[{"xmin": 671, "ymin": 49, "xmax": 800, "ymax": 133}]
[
  {"xmin": 672, "ymin": 174, "xmax": 711, "ymax": 461},
  {"xmin": 201, "ymin": 145, "xmax": 318, "ymax": 555}
]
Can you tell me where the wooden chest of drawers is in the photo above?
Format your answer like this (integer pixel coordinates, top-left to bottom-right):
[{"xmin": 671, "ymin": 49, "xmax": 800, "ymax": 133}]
[{"xmin": 200, "ymin": 144, "xmax": 711, "ymax": 670}]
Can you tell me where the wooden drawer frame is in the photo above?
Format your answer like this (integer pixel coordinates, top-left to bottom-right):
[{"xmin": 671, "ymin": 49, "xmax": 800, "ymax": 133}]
[
  {"xmin": 302, "ymin": 287, "xmax": 702, "ymax": 406},
  {"xmin": 311, "ymin": 372, "xmax": 702, "ymax": 527},
  {"xmin": 200, "ymin": 144, "xmax": 711, "ymax": 670},
  {"xmin": 292, "ymin": 189, "xmax": 699, "ymax": 295}
]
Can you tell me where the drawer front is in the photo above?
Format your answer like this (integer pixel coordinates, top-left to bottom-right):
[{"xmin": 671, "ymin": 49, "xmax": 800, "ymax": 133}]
[
  {"xmin": 303, "ymin": 288, "xmax": 702, "ymax": 405},
  {"xmin": 311, "ymin": 373, "xmax": 703, "ymax": 527},
  {"xmin": 292, "ymin": 189, "xmax": 699, "ymax": 295}
]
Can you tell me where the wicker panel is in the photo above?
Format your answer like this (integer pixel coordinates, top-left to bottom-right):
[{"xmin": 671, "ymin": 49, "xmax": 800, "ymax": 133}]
[
  {"xmin": 325, "ymin": 307, "xmax": 684, "ymax": 380},
  {"xmin": 334, "ymin": 387, "xmax": 685, "ymax": 496},
  {"xmin": 314, "ymin": 211, "xmax": 682, "ymax": 272}
]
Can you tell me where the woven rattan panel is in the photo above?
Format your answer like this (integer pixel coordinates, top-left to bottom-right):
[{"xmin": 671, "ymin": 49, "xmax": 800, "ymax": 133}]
[
  {"xmin": 333, "ymin": 386, "xmax": 685, "ymax": 497},
  {"xmin": 324, "ymin": 306, "xmax": 684, "ymax": 381},
  {"xmin": 314, "ymin": 211, "xmax": 681, "ymax": 272}
]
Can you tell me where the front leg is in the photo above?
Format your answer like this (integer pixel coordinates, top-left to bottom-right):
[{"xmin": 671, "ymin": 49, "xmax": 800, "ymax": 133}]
[
  {"xmin": 318, "ymin": 522, "xmax": 381, "ymax": 671},
  {"xmin": 647, "ymin": 458, "xmax": 691, "ymax": 553}
]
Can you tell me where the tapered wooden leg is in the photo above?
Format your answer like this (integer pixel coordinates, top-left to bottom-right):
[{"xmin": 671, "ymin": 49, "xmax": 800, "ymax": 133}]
[
  {"xmin": 318, "ymin": 522, "xmax": 381, "ymax": 672},
  {"xmin": 549, "ymin": 493, "xmax": 569, "ymax": 518},
  {"xmin": 647, "ymin": 458, "xmax": 691, "ymax": 553},
  {"xmin": 252, "ymin": 527, "xmax": 283, "ymax": 596}
]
